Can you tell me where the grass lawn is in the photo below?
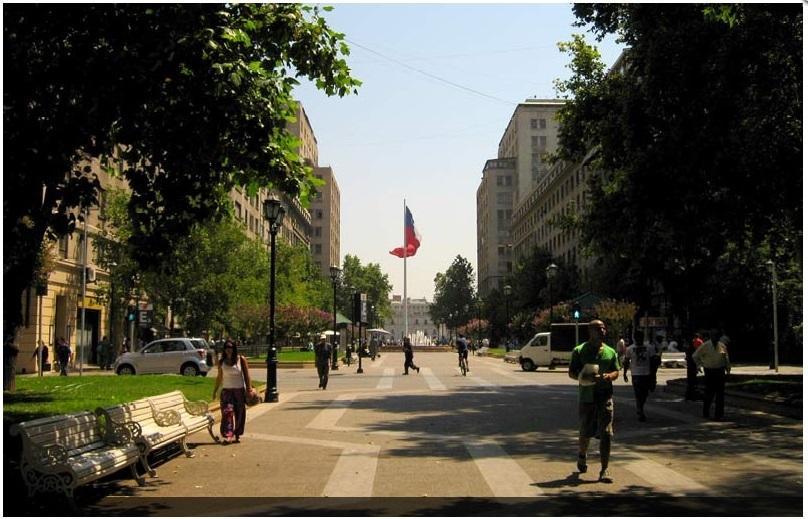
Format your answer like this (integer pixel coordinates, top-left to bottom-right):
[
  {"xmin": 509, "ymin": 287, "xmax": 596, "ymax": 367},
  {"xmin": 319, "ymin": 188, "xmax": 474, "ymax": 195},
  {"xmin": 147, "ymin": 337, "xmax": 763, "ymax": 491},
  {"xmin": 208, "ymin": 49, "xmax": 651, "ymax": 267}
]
[
  {"xmin": 483, "ymin": 347, "xmax": 508, "ymax": 358},
  {"xmin": 247, "ymin": 350, "xmax": 315, "ymax": 363},
  {"xmin": 725, "ymin": 375, "xmax": 801, "ymax": 401},
  {"xmin": 3, "ymin": 375, "xmax": 260, "ymax": 424}
]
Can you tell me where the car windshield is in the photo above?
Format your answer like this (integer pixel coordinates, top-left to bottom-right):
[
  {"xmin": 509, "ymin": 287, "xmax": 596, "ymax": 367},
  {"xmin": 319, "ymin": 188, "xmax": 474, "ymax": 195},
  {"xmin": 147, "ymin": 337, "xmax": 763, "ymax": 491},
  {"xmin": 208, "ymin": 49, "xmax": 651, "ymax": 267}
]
[{"xmin": 190, "ymin": 339, "xmax": 208, "ymax": 349}]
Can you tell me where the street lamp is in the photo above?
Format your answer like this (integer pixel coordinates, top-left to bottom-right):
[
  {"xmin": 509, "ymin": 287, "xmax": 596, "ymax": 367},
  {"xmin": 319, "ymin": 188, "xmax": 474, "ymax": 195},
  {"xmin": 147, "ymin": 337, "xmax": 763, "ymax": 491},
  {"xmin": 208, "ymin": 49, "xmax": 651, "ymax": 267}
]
[
  {"xmin": 503, "ymin": 285, "xmax": 512, "ymax": 351},
  {"xmin": 766, "ymin": 260, "xmax": 779, "ymax": 372},
  {"xmin": 347, "ymin": 286, "xmax": 356, "ymax": 366},
  {"xmin": 263, "ymin": 197, "xmax": 286, "ymax": 403},
  {"xmin": 329, "ymin": 265, "xmax": 341, "ymax": 371},
  {"xmin": 546, "ymin": 263, "xmax": 558, "ymax": 330}
]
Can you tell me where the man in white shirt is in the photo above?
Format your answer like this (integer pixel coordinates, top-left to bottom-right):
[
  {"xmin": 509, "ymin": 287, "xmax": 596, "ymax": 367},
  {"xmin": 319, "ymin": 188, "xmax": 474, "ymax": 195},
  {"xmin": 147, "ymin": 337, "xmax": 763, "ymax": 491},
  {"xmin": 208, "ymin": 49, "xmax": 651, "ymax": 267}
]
[{"xmin": 623, "ymin": 332, "xmax": 654, "ymax": 421}]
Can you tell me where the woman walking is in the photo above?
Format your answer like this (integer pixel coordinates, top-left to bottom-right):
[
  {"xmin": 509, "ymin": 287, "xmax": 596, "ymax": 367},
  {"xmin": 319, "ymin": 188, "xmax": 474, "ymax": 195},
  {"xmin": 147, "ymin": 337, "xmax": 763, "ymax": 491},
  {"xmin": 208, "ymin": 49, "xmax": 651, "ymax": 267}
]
[{"xmin": 212, "ymin": 339, "xmax": 255, "ymax": 444}]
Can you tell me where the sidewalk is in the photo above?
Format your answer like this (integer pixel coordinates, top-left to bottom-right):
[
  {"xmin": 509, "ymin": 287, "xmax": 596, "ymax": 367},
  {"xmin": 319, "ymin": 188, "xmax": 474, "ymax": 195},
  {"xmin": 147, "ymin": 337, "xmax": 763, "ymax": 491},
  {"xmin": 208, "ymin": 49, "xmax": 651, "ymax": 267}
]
[{"xmin": 664, "ymin": 364, "xmax": 802, "ymax": 419}]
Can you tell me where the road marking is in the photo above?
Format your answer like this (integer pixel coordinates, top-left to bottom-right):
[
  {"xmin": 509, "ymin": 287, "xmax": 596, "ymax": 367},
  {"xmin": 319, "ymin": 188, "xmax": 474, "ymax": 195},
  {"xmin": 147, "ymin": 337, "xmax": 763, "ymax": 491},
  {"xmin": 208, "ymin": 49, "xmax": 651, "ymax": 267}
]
[
  {"xmin": 245, "ymin": 391, "xmax": 299, "ymax": 423},
  {"xmin": 322, "ymin": 444, "xmax": 380, "ymax": 497},
  {"xmin": 419, "ymin": 367, "xmax": 447, "ymax": 391},
  {"xmin": 613, "ymin": 450, "xmax": 711, "ymax": 496},
  {"xmin": 242, "ymin": 431, "xmax": 379, "ymax": 497},
  {"xmin": 306, "ymin": 393, "xmax": 356, "ymax": 430},
  {"xmin": 377, "ymin": 368, "xmax": 395, "ymax": 389},
  {"xmin": 467, "ymin": 375, "xmax": 498, "ymax": 388},
  {"xmin": 465, "ymin": 441, "xmax": 541, "ymax": 497}
]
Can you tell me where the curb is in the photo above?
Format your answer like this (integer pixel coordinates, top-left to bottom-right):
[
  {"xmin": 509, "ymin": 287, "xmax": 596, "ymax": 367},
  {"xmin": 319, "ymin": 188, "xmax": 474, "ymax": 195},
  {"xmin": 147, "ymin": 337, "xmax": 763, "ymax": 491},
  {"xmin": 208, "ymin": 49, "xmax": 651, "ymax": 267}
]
[{"xmin": 665, "ymin": 379, "xmax": 802, "ymax": 419}]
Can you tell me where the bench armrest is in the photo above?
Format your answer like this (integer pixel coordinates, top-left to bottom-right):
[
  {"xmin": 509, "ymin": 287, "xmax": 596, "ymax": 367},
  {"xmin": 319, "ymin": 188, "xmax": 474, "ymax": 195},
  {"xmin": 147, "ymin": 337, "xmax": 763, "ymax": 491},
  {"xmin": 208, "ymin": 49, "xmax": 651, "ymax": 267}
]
[
  {"xmin": 183, "ymin": 399, "xmax": 210, "ymax": 416},
  {"xmin": 95, "ymin": 408, "xmax": 141, "ymax": 445},
  {"xmin": 31, "ymin": 443, "xmax": 69, "ymax": 467},
  {"xmin": 154, "ymin": 409, "xmax": 182, "ymax": 427}
]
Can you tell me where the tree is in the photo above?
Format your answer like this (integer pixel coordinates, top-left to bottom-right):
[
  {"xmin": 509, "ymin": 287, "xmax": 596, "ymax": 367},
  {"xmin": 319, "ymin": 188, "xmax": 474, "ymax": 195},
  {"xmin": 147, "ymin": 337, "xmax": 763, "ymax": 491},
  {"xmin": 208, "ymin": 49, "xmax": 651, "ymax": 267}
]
[
  {"xmin": 430, "ymin": 256, "xmax": 476, "ymax": 331},
  {"xmin": 337, "ymin": 255, "xmax": 393, "ymax": 325},
  {"xmin": 5, "ymin": 4, "xmax": 360, "ymax": 334},
  {"xmin": 593, "ymin": 299, "xmax": 638, "ymax": 341},
  {"xmin": 555, "ymin": 4, "xmax": 801, "ymax": 359}
]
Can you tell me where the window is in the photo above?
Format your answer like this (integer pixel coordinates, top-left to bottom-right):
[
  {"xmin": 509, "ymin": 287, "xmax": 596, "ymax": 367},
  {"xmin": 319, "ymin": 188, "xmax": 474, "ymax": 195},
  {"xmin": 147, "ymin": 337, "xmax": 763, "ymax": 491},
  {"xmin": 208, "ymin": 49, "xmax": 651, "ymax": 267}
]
[
  {"xmin": 530, "ymin": 119, "xmax": 538, "ymax": 129},
  {"xmin": 314, "ymin": 244, "xmax": 322, "ymax": 254},
  {"xmin": 235, "ymin": 201, "xmax": 242, "ymax": 220},
  {"xmin": 539, "ymin": 118, "xmax": 547, "ymax": 129},
  {"xmin": 162, "ymin": 341, "xmax": 186, "ymax": 353},
  {"xmin": 531, "ymin": 136, "xmax": 539, "ymax": 147},
  {"xmin": 539, "ymin": 136, "xmax": 547, "ymax": 148},
  {"xmin": 496, "ymin": 176, "xmax": 503, "ymax": 186},
  {"xmin": 315, "ymin": 227, "xmax": 322, "ymax": 237},
  {"xmin": 58, "ymin": 234, "xmax": 69, "ymax": 259},
  {"xmin": 316, "ymin": 209, "xmax": 324, "ymax": 219},
  {"xmin": 505, "ymin": 176, "xmax": 512, "ymax": 186}
]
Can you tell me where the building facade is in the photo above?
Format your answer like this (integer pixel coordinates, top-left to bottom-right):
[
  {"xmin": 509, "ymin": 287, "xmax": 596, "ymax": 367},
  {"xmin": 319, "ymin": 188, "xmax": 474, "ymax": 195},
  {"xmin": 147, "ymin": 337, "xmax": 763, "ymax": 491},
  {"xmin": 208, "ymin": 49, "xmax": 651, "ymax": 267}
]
[
  {"xmin": 497, "ymin": 99, "xmax": 564, "ymax": 206},
  {"xmin": 310, "ymin": 166, "xmax": 341, "ymax": 277},
  {"xmin": 383, "ymin": 295, "xmax": 440, "ymax": 343},
  {"xmin": 476, "ymin": 158, "xmax": 516, "ymax": 296}
]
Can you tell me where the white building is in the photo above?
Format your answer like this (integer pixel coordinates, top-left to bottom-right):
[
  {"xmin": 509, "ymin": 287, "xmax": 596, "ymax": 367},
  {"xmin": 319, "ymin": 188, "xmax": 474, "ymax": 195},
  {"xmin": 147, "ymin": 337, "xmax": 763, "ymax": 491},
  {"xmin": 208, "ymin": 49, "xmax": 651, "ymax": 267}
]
[{"xmin": 383, "ymin": 295, "xmax": 441, "ymax": 345}]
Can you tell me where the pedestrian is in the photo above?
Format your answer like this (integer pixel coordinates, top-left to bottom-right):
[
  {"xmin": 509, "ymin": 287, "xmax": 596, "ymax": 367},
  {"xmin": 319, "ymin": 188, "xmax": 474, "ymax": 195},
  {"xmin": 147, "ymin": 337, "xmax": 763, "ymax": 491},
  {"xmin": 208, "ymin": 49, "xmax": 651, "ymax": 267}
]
[
  {"xmin": 402, "ymin": 337, "xmax": 420, "ymax": 375},
  {"xmin": 623, "ymin": 331, "xmax": 654, "ymax": 421},
  {"xmin": 56, "ymin": 337, "xmax": 72, "ymax": 376},
  {"xmin": 693, "ymin": 330, "xmax": 731, "ymax": 420},
  {"xmin": 616, "ymin": 335, "xmax": 627, "ymax": 358},
  {"xmin": 369, "ymin": 336, "xmax": 379, "ymax": 360},
  {"xmin": 212, "ymin": 339, "xmax": 255, "ymax": 444},
  {"xmin": 685, "ymin": 332, "xmax": 704, "ymax": 400},
  {"xmin": 568, "ymin": 319, "xmax": 620, "ymax": 483},
  {"xmin": 314, "ymin": 334, "xmax": 332, "ymax": 390},
  {"xmin": 649, "ymin": 333, "xmax": 664, "ymax": 392},
  {"xmin": 32, "ymin": 340, "xmax": 50, "ymax": 373},
  {"xmin": 97, "ymin": 335, "xmax": 112, "ymax": 370}
]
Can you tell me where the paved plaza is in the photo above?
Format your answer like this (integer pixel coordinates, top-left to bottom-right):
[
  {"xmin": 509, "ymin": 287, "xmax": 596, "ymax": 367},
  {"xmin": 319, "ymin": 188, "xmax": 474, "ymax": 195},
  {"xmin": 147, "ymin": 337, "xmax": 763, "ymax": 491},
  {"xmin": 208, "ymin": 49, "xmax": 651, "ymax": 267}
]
[{"xmin": 16, "ymin": 353, "xmax": 804, "ymax": 515}]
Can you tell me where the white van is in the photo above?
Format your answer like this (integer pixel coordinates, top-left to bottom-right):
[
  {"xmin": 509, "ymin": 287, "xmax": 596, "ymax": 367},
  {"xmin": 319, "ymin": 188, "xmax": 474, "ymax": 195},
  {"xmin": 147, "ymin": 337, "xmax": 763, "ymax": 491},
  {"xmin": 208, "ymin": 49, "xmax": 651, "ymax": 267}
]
[{"xmin": 517, "ymin": 323, "xmax": 581, "ymax": 371}]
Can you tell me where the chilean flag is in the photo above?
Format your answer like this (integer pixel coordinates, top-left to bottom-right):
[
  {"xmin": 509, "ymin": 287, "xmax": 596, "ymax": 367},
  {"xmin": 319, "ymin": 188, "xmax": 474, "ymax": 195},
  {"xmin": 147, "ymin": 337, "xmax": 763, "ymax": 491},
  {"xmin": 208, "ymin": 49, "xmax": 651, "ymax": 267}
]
[{"xmin": 389, "ymin": 206, "xmax": 421, "ymax": 258}]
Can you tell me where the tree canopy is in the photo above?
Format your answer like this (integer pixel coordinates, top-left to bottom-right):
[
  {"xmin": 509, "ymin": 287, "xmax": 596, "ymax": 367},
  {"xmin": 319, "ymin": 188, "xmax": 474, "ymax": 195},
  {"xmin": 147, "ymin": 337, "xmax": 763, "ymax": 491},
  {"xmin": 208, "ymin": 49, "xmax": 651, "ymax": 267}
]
[
  {"xmin": 337, "ymin": 255, "xmax": 393, "ymax": 325},
  {"xmin": 4, "ymin": 3, "xmax": 360, "ymax": 333},
  {"xmin": 430, "ymin": 255, "xmax": 476, "ymax": 330},
  {"xmin": 555, "ymin": 4, "xmax": 801, "ymax": 359}
]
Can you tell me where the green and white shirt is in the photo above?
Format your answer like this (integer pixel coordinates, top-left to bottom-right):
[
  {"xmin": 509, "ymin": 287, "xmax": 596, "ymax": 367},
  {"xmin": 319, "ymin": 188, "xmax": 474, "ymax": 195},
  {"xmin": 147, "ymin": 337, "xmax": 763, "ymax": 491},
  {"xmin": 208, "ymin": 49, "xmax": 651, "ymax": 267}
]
[{"xmin": 570, "ymin": 341, "xmax": 620, "ymax": 403}]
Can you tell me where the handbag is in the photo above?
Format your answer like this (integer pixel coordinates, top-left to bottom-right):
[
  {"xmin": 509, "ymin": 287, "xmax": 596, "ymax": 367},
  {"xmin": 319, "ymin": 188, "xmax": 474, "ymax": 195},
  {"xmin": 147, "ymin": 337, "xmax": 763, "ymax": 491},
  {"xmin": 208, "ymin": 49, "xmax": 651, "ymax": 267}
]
[{"xmin": 241, "ymin": 356, "xmax": 261, "ymax": 406}]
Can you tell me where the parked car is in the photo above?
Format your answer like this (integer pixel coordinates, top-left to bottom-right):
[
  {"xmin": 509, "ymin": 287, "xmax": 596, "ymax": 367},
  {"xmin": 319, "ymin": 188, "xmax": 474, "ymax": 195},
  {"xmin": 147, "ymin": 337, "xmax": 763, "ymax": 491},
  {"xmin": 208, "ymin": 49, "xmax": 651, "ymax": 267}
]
[{"xmin": 115, "ymin": 337, "xmax": 211, "ymax": 376}]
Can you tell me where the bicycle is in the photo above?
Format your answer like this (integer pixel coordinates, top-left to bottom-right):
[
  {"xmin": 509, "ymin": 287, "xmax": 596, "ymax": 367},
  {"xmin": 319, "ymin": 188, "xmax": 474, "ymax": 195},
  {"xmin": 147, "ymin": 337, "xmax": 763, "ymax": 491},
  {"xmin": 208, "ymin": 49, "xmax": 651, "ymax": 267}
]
[{"xmin": 458, "ymin": 353, "xmax": 469, "ymax": 376}]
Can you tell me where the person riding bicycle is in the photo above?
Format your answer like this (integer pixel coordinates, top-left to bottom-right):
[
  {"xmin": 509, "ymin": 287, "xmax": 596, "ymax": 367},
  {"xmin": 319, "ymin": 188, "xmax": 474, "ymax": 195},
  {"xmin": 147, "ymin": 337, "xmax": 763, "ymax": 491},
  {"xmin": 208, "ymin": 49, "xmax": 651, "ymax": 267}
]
[{"xmin": 456, "ymin": 333, "xmax": 470, "ymax": 374}]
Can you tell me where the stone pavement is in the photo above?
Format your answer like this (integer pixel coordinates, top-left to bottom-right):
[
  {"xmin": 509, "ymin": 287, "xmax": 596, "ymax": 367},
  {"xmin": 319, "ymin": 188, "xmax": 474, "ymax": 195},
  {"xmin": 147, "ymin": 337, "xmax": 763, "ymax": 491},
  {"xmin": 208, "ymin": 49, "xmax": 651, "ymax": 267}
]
[{"xmin": 10, "ymin": 355, "xmax": 803, "ymax": 516}]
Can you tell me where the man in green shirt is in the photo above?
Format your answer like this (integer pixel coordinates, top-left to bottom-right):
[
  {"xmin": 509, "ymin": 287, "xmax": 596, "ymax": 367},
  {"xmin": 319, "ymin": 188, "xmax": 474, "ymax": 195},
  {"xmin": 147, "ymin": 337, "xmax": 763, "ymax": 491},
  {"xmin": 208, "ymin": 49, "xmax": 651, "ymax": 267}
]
[{"xmin": 568, "ymin": 319, "xmax": 621, "ymax": 483}]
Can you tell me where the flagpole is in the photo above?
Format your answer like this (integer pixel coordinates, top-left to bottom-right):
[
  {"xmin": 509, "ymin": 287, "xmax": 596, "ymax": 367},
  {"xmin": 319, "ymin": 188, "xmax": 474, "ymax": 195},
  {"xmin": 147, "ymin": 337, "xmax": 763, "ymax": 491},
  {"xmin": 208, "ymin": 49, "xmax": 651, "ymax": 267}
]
[{"xmin": 403, "ymin": 199, "xmax": 408, "ymax": 343}]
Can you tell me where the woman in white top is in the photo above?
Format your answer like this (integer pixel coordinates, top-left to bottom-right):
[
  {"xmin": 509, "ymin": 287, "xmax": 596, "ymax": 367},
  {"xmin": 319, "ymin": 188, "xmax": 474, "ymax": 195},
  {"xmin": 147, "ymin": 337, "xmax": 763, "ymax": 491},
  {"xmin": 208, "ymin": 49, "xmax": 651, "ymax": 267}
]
[{"xmin": 212, "ymin": 340, "xmax": 254, "ymax": 444}]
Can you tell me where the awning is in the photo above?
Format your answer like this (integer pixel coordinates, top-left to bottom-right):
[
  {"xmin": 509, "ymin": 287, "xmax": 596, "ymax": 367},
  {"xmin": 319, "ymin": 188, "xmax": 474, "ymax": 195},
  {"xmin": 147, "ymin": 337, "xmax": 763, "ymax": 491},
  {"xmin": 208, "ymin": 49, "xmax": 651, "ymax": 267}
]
[{"xmin": 367, "ymin": 328, "xmax": 392, "ymax": 335}]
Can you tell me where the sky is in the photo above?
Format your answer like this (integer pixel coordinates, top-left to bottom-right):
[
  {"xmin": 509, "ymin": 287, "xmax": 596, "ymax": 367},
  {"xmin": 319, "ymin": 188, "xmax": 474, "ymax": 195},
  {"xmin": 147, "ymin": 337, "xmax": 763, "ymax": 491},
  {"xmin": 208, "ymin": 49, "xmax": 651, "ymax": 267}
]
[{"xmin": 293, "ymin": 3, "xmax": 625, "ymax": 301}]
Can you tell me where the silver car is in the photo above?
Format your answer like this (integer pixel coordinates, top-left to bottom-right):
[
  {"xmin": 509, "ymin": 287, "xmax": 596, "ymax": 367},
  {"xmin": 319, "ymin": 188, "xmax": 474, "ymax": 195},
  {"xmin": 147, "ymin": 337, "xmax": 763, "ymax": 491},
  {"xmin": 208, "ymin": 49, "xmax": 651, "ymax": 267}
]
[{"xmin": 115, "ymin": 338, "xmax": 210, "ymax": 376}]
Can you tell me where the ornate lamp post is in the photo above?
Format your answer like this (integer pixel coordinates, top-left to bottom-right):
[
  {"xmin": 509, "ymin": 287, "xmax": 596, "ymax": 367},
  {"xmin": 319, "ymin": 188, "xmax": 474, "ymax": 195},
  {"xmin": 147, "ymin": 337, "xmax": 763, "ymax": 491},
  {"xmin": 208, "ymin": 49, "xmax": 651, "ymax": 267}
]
[
  {"xmin": 329, "ymin": 265, "xmax": 341, "ymax": 371},
  {"xmin": 263, "ymin": 197, "xmax": 286, "ymax": 403},
  {"xmin": 347, "ymin": 286, "xmax": 356, "ymax": 365},
  {"xmin": 545, "ymin": 263, "xmax": 558, "ymax": 330},
  {"xmin": 503, "ymin": 285, "xmax": 512, "ymax": 351}
]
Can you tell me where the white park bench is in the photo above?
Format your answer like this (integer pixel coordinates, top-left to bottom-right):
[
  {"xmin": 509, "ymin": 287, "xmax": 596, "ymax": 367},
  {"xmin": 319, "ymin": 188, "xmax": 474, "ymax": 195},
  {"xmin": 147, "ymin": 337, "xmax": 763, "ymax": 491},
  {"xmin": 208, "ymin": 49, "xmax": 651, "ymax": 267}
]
[
  {"xmin": 9, "ymin": 410, "xmax": 143, "ymax": 503},
  {"xmin": 96, "ymin": 394, "xmax": 194, "ymax": 478},
  {"xmin": 662, "ymin": 351, "xmax": 687, "ymax": 368}
]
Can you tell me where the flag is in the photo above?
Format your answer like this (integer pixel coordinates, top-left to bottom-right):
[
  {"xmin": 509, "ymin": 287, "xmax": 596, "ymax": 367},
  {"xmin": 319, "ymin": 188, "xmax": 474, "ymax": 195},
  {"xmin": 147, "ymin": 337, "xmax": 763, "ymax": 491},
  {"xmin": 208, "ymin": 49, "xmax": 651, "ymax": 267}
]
[{"xmin": 389, "ymin": 206, "xmax": 421, "ymax": 258}]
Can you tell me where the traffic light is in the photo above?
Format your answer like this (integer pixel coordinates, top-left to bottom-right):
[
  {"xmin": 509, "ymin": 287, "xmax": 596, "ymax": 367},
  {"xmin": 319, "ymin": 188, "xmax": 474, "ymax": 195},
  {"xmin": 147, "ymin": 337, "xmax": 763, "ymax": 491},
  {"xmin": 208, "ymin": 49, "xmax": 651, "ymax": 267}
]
[
  {"xmin": 127, "ymin": 305, "xmax": 137, "ymax": 322},
  {"xmin": 572, "ymin": 302, "xmax": 581, "ymax": 321}
]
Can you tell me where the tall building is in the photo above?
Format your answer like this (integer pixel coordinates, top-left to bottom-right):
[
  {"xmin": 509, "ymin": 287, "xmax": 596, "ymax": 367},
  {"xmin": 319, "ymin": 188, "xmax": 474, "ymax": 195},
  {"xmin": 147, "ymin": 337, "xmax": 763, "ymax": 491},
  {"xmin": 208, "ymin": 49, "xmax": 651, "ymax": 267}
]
[
  {"xmin": 476, "ymin": 99, "xmax": 563, "ymax": 294},
  {"xmin": 310, "ymin": 165, "xmax": 341, "ymax": 277},
  {"xmin": 476, "ymin": 158, "xmax": 516, "ymax": 296},
  {"xmin": 509, "ymin": 55, "xmax": 626, "ymax": 281},
  {"xmin": 511, "ymin": 150, "xmax": 599, "ymax": 276},
  {"xmin": 383, "ymin": 295, "xmax": 439, "ymax": 343},
  {"xmin": 497, "ymin": 99, "xmax": 564, "ymax": 205}
]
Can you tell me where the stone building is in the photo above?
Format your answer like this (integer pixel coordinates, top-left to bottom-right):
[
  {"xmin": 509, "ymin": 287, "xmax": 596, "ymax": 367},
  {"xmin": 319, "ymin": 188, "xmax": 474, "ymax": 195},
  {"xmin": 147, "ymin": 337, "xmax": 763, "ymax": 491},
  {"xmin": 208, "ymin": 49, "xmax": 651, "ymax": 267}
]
[
  {"xmin": 476, "ymin": 158, "xmax": 516, "ymax": 296},
  {"xmin": 383, "ymin": 295, "xmax": 440, "ymax": 344}
]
